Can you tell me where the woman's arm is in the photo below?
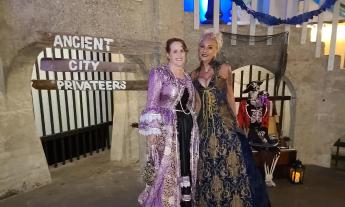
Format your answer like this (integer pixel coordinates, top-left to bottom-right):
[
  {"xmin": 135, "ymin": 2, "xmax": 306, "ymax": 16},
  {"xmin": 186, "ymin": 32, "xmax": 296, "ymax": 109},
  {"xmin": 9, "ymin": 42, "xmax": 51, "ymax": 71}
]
[
  {"xmin": 190, "ymin": 70, "xmax": 201, "ymax": 113},
  {"xmin": 139, "ymin": 68, "xmax": 163, "ymax": 144},
  {"xmin": 219, "ymin": 64, "xmax": 236, "ymax": 114},
  {"xmin": 194, "ymin": 89, "xmax": 201, "ymax": 113}
]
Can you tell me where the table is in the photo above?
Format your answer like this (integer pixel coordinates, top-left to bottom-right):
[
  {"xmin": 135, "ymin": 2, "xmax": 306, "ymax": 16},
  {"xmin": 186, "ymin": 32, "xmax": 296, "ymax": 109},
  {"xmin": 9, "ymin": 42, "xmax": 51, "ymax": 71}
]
[{"xmin": 252, "ymin": 148, "xmax": 297, "ymax": 179}]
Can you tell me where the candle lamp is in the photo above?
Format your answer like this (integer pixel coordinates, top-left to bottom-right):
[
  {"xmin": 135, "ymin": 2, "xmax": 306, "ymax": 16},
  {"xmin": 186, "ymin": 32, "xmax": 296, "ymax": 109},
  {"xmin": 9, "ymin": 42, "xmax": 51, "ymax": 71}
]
[{"xmin": 289, "ymin": 160, "xmax": 305, "ymax": 184}]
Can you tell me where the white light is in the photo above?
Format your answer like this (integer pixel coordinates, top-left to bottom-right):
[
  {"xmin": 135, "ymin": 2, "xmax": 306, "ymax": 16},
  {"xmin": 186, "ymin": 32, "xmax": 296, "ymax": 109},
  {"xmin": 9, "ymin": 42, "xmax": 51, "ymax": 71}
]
[
  {"xmin": 310, "ymin": 23, "xmax": 345, "ymax": 42},
  {"xmin": 310, "ymin": 23, "xmax": 345, "ymax": 68}
]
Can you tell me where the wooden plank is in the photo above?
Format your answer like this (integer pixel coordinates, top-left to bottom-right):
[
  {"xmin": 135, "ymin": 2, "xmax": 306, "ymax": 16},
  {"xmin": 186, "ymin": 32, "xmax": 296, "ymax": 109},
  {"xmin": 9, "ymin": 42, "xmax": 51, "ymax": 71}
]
[
  {"xmin": 334, "ymin": 139, "xmax": 345, "ymax": 147},
  {"xmin": 83, "ymin": 51, "xmax": 91, "ymax": 127},
  {"xmin": 231, "ymin": 1, "xmax": 238, "ymax": 45},
  {"xmin": 214, "ymin": 0, "xmax": 220, "ymax": 33},
  {"xmin": 315, "ymin": 0, "xmax": 325, "ymax": 58},
  {"xmin": 32, "ymin": 80, "xmax": 148, "ymax": 91},
  {"xmin": 327, "ymin": 0, "xmax": 340, "ymax": 71},
  {"xmin": 300, "ymin": 0, "xmax": 309, "ymax": 44},
  {"xmin": 40, "ymin": 58, "xmax": 138, "ymax": 72},
  {"xmin": 249, "ymin": 65, "xmax": 253, "ymax": 82},
  {"xmin": 53, "ymin": 48, "xmax": 65, "ymax": 165},
  {"xmin": 91, "ymin": 52, "xmax": 97, "ymax": 130},
  {"xmin": 194, "ymin": 0, "xmax": 200, "ymax": 30},
  {"xmin": 105, "ymin": 73, "xmax": 109, "ymax": 123},
  {"xmin": 279, "ymin": 82, "xmax": 286, "ymax": 136},
  {"xmin": 43, "ymin": 49, "xmax": 56, "ymax": 136},
  {"xmin": 267, "ymin": 0, "xmax": 274, "ymax": 45},
  {"xmin": 68, "ymin": 49, "xmax": 78, "ymax": 132},
  {"xmin": 38, "ymin": 32, "xmax": 161, "ymax": 55},
  {"xmin": 249, "ymin": 0, "xmax": 257, "ymax": 45},
  {"xmin": 267, "ymin": 27, "xmax": 273, "ymax": 45},
  {"xmin": 240, "ymin": 70, "xmax": 244, "ymax": 98},
  {"xmin": 265, "ymin": 73, "xmax": 269, "ymax": 91},
  {"xmin": 285, "ymin": 0, "xmax": 295, "ymax": 43},
  {"xmin": 235, "ymin": 96, "xmax": 291, "ymax": 102},
  {"xmin": 34, "ymin": 59, "xmax": 47, "ymax": 136}
]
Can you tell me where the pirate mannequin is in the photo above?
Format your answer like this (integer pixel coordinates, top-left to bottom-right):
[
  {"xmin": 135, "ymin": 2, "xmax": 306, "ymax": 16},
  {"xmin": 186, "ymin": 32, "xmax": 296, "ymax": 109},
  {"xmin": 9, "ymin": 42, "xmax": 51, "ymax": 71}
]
[{"xmin": 237, "ymin": 81, "xmax": 278, "ymax": 147}]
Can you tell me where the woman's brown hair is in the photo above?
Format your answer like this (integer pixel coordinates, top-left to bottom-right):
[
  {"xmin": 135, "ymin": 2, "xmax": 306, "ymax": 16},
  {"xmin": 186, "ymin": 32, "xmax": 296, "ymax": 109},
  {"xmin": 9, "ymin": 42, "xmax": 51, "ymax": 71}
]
[{"xmin": 165, "ymin": 38, "xmax": 189, "ymax": 53}]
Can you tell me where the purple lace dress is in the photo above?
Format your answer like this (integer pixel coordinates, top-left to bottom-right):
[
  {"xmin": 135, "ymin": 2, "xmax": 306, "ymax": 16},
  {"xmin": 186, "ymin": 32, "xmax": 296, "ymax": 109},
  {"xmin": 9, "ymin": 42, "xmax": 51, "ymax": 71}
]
[{"xmin": 138, "ymin": 64, "xmax": 199, "ymax": 207}]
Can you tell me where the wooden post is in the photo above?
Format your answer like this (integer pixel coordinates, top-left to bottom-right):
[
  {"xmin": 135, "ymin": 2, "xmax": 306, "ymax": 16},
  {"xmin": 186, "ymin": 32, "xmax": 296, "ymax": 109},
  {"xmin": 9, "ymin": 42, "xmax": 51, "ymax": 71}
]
[
  {"xmin": 214, "ymin": 0, "xmax": 220, "ymax": 32},
  {"xmin": 315, "ymin": 0, "xmax": 325, "ymax": 58},
  {"xmin": 300, "ymin": 0, "xmax": 309, "ymax": 45},
  {"xmin": 31, "ymin": 80, "xmax": 148, "ymax": 91},
  {"xmin": 267, "ymin": 0, "xmax": 274, "ymax": 45},
  {"xmin": 327, "ymin": 0, "xmax": 340, "ymax": 71},
  {"xmin": 231, "ymin": 1, "xmax": 238, "ymax": 45},
  {"xmin": 194, "ymin": 0, "xmax": 200, "ymax": 30},
  {"xmin": 249, "ymin": 0, "xmax": 257, "ymax": 45},
  {"xmin": 285, "ymin": 0, "xmax": 296, "ymax": 43}
]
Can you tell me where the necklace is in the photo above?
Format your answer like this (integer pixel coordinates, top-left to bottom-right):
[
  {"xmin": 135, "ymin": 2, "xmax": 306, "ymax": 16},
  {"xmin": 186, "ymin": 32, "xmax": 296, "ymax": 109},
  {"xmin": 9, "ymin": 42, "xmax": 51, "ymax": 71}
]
[
  {"xmin": 168, "ymin": 64, "xmax": 190, "ymax": 115},
  {"xmin": 204, "ymin": 67, "xmax": 210, "ymax": 73},
  {"xmin": 176, "ymin": 99, "xmax": 191, "ymax": 115},
  {"xmin": 175, "ymin": 87, "xmax": 191, "ymax": 115}
]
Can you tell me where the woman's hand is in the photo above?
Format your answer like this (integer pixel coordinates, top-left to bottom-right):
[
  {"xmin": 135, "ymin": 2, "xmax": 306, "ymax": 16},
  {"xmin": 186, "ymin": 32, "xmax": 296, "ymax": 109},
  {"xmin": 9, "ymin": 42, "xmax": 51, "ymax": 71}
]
[
  {"xmin": 220, "ymin": 64, "xmax": 236, "ymax": 114},
  {"xmin": 147, "ymin": 135, "xmax": 157, "ymax": 144}
]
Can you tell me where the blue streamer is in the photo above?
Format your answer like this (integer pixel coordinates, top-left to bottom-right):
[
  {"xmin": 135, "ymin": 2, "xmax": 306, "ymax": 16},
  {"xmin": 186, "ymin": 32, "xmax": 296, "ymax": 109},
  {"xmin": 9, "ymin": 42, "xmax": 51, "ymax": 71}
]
[{"xmin": 232, "ymin": 0, "xmax": 337, "ymax": 25}]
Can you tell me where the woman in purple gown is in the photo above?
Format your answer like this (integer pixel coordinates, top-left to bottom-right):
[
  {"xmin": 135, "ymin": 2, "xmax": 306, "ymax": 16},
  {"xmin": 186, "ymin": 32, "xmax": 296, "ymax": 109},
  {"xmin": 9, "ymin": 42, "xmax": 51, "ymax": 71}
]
[{"xmin": 138, "ymin": 38, "xmax": 199, "ymax": 207}]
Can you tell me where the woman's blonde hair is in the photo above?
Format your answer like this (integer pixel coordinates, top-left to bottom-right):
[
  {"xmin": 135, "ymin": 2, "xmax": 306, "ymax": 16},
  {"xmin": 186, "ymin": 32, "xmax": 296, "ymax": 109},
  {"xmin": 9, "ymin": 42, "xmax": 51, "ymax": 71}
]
[{"xmin": 200, "ymin": 28, "xmax": 223, "ymax": 52}]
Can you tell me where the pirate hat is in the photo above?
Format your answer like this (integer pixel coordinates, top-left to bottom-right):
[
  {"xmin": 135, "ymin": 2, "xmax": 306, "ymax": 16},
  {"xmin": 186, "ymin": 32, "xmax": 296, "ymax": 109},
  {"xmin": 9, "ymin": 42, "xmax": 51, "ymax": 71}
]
[{"xmin": 242, "ymin": 80, "xmax": 263, "ymax": 93}]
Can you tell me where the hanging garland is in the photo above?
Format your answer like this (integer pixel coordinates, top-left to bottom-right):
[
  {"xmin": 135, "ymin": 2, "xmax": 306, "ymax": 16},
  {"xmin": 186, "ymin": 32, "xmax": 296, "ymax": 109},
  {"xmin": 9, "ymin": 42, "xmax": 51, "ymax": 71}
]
[{"xmin": 232, "ymin": 0, "xmax": 338, "ymax": 25}]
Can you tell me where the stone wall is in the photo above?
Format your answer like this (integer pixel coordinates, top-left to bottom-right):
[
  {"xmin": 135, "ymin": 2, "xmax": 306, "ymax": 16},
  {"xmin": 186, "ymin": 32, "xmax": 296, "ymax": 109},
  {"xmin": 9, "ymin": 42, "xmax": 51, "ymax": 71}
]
[
  {"xmin": 286, "ymin": 43, "xmax": 345, "ymax": 167},
  {"xmin": 1, "ymin": 0, "xmax": 344, "ymax": 199},
  {"xmin": 183, "ymin": 13, "xmax": 345, "ymax": 167},
  {"xmin": 0, "ymin": 0, "xmax": 185, "ymax": 198},
  {"xmin": 0, "ymin": 0, "xmax": 161, "ymax": 93},
  {"xmin": 0, "ymin": 45, "xmax": 51, "ymax": 199}
]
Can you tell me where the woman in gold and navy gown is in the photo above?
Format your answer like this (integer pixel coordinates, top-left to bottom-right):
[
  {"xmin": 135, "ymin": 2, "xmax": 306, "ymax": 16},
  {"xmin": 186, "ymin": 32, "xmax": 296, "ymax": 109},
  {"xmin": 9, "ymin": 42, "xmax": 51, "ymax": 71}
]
[{"xmin": 192, "ymin": 29, "xmax": 271, "ymax": 207}]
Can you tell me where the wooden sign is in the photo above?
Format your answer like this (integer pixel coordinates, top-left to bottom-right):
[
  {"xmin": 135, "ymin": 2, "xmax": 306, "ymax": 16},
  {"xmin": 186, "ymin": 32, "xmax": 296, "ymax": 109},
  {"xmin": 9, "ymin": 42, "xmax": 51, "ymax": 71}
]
[
  {"xmin": 40, "ymin": 58, "xmax": 139, "ymax": 72},
  {"xmin": 40, "ymin": 32, "xmax": 161, "ymax": 55},
  {"xmin": 32, "ymin": 80, "xmax": 148, "ymax": 91},
  {"xmin": 53, "ymin": 34, "xmax": 113, "ymax": 51},
  {"xmin": 32, "ymin": 33, "xmax": 150, "ymax": 91}
]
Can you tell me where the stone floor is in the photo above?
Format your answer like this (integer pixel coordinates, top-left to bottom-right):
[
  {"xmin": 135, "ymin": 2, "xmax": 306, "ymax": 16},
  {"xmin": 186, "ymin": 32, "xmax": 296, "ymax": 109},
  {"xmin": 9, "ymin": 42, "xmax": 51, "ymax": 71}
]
[{"xmin": 1, "ymin": 150, "xmax": 345, "ymax": 207}]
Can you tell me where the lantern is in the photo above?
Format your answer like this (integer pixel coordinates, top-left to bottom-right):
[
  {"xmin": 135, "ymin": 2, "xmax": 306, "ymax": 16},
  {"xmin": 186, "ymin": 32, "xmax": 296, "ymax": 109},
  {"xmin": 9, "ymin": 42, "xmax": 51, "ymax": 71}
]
[{"xmin": 289, "ymin": 160, "xmax": 305, "ymax": 184}]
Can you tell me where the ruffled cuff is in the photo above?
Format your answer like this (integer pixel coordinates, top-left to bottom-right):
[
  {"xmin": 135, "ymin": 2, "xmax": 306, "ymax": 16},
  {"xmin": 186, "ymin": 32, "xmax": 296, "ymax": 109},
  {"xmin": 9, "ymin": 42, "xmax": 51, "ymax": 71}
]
[{"xmin": 138, "ymin": 108, "xmax": 163, "ymax": 136}]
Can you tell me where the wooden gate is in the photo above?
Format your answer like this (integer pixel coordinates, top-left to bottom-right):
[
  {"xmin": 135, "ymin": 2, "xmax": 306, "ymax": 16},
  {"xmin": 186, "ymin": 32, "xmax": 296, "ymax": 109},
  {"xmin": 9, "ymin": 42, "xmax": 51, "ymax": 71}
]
[{"xmin": 31, "ymin": 48, "xmax": 114, "ymax": 167}]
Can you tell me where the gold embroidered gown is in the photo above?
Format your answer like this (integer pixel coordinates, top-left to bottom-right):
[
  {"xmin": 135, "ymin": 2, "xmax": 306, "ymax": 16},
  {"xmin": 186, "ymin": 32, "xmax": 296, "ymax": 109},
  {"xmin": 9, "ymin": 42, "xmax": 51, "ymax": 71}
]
[{"xmin": 193, "ymin": 62, "xmax": 270, "ymax": 207}]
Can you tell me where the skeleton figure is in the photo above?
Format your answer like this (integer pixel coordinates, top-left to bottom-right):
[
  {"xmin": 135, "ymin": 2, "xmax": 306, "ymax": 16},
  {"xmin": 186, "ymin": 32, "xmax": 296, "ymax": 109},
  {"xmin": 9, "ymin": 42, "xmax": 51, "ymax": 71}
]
[{"xmin": 237, "ymin": 81, "xmax": 278, "ymax": 147}]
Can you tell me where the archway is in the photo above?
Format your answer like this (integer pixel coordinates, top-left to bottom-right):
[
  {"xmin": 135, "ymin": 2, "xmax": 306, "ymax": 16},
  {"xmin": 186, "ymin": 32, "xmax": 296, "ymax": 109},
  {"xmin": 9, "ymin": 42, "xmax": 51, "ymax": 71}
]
[{"xmin": 0, "ymin": 42, "xmax": 51, "ymax": 198}]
